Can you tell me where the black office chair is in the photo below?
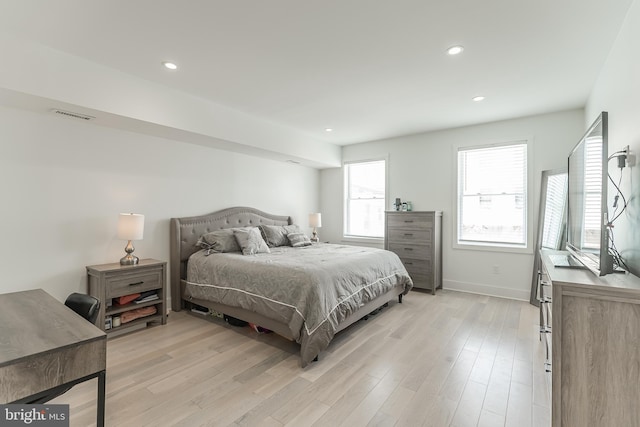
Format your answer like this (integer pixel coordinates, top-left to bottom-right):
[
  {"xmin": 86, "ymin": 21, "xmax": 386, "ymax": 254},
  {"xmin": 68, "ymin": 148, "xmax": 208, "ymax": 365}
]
[
  {"xmin": 26, "ymin": 293, "xmax": 100, "ymax": 404},
  {"xmin": 65, "ymin": 292, "xmax": 100, "ymax": 324}
]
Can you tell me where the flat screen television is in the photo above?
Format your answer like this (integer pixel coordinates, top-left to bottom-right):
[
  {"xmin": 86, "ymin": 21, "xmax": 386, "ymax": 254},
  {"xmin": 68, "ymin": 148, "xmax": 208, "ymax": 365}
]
[{"xmin": 566, "ymin": 111, "xmax": 616, "ymax": 276}]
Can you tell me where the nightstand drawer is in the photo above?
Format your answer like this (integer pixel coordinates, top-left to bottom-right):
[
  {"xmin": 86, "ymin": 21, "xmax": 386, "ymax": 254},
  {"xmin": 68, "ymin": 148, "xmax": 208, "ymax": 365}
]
[{"xmin": 105, "ymin": 269, "xmax": 162, "ymax": 298}]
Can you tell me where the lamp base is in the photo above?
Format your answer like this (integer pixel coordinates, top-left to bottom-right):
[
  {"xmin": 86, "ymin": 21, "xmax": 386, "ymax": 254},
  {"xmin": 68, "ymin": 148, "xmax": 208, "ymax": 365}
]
[
  {"xmin": 120, "ymin": 240, "xmax": 139, "ymax": 265},
  {"xmin": 310, "ymin": 230, "xmax": 319, "ymax": 243},
  {"xmin": 120, "ymin": 254, "xmax": 139, "ymax": 265}
]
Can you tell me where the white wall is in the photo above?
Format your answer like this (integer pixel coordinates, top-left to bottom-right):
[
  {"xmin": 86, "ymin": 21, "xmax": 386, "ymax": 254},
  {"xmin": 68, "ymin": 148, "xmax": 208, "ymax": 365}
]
[
  {"xmin": 321, "ymin": 109, "xmax": 584, "ymax": 300},
  {"xmin": 0, "ymin": 105, "xmax": 319, "ymax": 304},
  {"xmin": 586, "ymin": 0, "xmax": 640, "ymax": 275}
]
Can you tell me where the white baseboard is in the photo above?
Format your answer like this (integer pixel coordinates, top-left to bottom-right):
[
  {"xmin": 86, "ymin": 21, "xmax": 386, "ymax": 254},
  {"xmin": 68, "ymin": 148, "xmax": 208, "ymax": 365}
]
[{"xmin": 443, "ymin": 279, "xmax": 530, "ymax": 301}]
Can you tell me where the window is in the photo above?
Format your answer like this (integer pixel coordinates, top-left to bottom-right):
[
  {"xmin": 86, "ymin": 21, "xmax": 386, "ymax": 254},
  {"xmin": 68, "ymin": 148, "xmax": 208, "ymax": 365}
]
[
  {"xmin": 457, "ymin": 142, "xmax": 528, "ymax": 247},
  {"xmin": 344, "ymin": 159, "xmax": 386, "ymax": 239}
]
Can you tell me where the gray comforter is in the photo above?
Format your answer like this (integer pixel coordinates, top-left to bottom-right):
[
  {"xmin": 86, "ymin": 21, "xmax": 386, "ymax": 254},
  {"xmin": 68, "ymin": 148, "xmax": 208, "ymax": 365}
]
[{"xmin": 185, "ymin": 243, "xmax": 413, "ymax": 366}]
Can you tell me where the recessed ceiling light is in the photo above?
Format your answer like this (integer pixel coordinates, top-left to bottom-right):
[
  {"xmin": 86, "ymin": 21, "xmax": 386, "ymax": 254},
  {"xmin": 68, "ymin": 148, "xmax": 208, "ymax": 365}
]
[
  {"xmin": 325, "ymin": 128, "xmax": 333, "ymax": 132},
  {"xmin": 162, "ymin": 61, "xmax": 178, "ymax": 70},
  {"xmin": 447, "ymin": 45, "xmax": 464, "ymax": 55},
  {"xmin": 472, "ymin": 96, "xmax": 485, "ymax": 102}
]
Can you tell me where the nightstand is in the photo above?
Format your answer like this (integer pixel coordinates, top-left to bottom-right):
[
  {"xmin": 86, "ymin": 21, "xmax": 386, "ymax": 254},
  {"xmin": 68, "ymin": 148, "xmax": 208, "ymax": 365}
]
[{"xmin": 86, "ymin": 259, "xmax": 167, "ymax": 334}]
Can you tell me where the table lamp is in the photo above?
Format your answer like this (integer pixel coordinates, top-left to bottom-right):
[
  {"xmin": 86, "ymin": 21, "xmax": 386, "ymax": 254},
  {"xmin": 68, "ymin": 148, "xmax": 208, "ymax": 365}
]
[
  {"xmin": 309, "ymin": 213, "xmax": 322, "ymax": 243},
  {"xmin": 117, "ymin": 213, "xmax": 144, "ymax": 265}
]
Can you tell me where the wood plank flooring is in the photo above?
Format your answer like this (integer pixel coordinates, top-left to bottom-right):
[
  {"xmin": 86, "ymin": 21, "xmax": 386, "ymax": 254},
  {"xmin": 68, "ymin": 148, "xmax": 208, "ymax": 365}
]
[{"xmin": 52, "ymin": 290, "xmax": 551, "ymax": 426}]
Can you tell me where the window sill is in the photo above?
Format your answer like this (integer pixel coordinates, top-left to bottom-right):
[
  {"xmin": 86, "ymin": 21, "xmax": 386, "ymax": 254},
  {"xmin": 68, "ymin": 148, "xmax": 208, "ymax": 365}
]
[{"xmin": 453, "ymin": 241, "xmax": 532, "ymax": 255}]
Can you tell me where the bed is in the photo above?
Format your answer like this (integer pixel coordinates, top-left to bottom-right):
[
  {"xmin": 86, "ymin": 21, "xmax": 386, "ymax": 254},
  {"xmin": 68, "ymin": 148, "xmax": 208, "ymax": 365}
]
[{"xmin": 169, "ymin": 207, "xmax": 413, "ymax": 366}]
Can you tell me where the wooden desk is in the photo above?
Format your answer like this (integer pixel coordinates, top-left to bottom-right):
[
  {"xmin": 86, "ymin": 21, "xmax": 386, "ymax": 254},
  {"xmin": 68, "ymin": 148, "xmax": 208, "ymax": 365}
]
[{"xmin": 0, "ymin": 289, "xmax": 106, "ymax": 427}]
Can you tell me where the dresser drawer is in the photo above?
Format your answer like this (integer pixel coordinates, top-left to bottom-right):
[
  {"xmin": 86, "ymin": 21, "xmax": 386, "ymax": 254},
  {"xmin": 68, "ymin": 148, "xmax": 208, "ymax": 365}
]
[
  {"xmin": 105, "ymin": 269, "xmax": 162, "ymax": 298},
  {"xmin": 540, "ymin": 271, "xmax": 551, "ymax": 286},
  {"xmin": 400, "ymin": 258, "xmax": 431, "ymax": 276},
  {"xmin": 387, "ymin": 228, "xmax": 432, "ymax": 244},
  {"xmin": 541, "ymin": 300, "xmax": 551, "ymax": 328},
  {"xmin": 540, "ymin": 284, "xmax": 552, "ymax": 303},
  {"xmin": 388, "ymin": 243, "xmax": 431, "ymax": 260},
  {"xmin": 543, "ymin": 332, "xmax": 552, "ymax": 372},
  {"xmin": 545, "ymin": 299, "xmax": 552, "ymax": 326},
  {"xmin": 387, "ymin": 213, "xmax": 434, "ymax": 230},
  {"xmin": 407, "ymin": 271, "xmax": 434, "ymax": 289}
]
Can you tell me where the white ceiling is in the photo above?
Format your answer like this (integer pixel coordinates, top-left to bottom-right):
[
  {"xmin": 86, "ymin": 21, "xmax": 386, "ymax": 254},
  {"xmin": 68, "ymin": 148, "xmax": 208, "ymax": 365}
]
[{"xmin": 0, "ymin": 0, "xmax": 633, "ymax": 146}]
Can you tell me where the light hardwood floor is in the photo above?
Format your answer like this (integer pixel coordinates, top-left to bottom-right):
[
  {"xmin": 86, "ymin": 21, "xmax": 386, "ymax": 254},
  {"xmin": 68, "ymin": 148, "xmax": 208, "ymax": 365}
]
[{"xmin": 53, "ymin": 290, "xmax": 551, "ymax": 427}]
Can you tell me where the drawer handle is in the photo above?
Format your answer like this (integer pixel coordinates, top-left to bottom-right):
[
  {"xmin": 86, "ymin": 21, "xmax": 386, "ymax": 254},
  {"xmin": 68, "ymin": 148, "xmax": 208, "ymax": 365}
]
[
  {"xmin": 404, "ymin": 248, "xmax": 414, "ymax": 251},
  {"xmin": 404, "ymin": 220, "xmax": 414, "ymax": 223},
  {"xmin": 405, "ymin": 261, "xmax": 414, "ymax": 265},
  {"xmin": 129, "ymin": 281, "xmax": 144, "ymax": 286},
  {"xmin": 403, "ymin": 233, "xmax": 413, "ymax": 236}
]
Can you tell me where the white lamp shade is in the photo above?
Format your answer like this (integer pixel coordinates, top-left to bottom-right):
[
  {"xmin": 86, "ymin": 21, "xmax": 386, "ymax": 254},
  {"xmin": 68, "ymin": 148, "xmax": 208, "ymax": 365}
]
[
  {"xmin": 309, "ymin": 213, "xmax": 322, "ymax": 228},
  {"xmin": 117, "ymin": 213, "xmax": 144, "ymax": 240}
]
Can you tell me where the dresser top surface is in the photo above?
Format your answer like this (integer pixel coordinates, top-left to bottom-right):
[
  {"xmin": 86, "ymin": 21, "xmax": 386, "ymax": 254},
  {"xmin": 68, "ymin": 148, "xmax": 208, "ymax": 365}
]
[{"xmin": 541, "ymin": 249, "xmax": 640, "ymax": 293}]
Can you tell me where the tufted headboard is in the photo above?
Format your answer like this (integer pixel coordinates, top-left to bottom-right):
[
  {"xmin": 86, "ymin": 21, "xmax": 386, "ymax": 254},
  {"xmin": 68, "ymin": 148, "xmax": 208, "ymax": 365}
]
[{"xmin": 169, "ymin": 206, "xmax": 293, "ymax": 311}]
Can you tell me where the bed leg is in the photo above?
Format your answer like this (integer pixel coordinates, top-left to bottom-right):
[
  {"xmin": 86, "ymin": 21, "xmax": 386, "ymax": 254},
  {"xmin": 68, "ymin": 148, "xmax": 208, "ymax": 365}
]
[{"xmin": 398, "ymin": 294, "xmax": 403, "ymax": 304}]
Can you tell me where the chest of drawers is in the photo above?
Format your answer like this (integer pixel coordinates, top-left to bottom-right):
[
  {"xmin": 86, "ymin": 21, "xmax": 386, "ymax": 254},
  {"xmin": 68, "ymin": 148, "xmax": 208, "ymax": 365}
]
[{"xmin": 385, "ymin": 211, "xmax": 442, "ymax": 294}]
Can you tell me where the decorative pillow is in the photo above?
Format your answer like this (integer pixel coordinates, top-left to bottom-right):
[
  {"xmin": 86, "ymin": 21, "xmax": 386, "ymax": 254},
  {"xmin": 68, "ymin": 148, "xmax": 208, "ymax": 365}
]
[
  {"xmin": 233, "ymin": 227, "xmax": 271, "ymax": 255},
  {"xmin": 259, "ymin": 224, "xmax": 300, "ymax": 247},
  {"xmin": 287, "ymin": 232, "xmax": 312, "ymax": 247},
  {"xmin": 196, "ymin": 229, "xmax": 242, "ymax": 253}
]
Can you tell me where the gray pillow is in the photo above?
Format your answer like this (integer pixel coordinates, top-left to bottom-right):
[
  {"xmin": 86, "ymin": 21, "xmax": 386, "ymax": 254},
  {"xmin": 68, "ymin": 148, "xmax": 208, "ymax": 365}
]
[
  {"xmin": 233, "ymin": 228, "xmax": 271, "ymax": 255},
  {"xmin": 259, "ymin": 224, "xmax": 300, "ymax": 247},
  {"xmin": 287, "ymin": 232, "xmax": 312, "ymax": 247},
  {"xmin": 197, "ymin": 229, "xmax": 241, "ymax": 253}
]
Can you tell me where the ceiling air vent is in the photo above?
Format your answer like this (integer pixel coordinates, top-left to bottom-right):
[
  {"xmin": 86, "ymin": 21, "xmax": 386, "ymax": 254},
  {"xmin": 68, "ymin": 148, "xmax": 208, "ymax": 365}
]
[{"xmin": 51, "ymin": 109, "xmax": 95, "ymax": 121}]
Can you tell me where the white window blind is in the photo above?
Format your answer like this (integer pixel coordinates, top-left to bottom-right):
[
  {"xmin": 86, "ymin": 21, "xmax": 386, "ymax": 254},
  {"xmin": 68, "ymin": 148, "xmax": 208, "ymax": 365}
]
[
  {"xmin": 457, "ymin": 142, "xmax": 527, "ymax": 246},
  {"xmin": 344, "ymin": 160, "xmax": 386, "ymax": 238},
  {"xmin": 541, "ymin": 174, "xmax": 568, "ymax": 249},
  {"xmin": 582, "ymin": 137, "xmax": 603, "ymax": 249}
]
